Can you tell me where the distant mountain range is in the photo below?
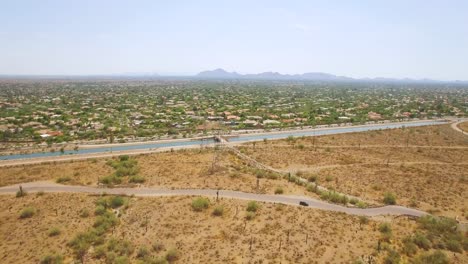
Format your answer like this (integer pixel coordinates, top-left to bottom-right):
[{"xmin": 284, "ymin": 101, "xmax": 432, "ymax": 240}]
[
  {"xmin": 1, "ymin": 69, "xmax": 467, "ymax": 83},
  {"xmin": 196, "ymin": 68, "xmax": 466, "ymax": 83}
]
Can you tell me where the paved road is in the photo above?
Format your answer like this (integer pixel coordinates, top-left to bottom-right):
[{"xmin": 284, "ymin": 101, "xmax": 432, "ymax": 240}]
[
  {"xmin": 451, "ymin": 120, "xmax": 468, "ymax": 135},
  {"xmin": 0, "ymin": 181, "xmax": 428, "ymax": 217}
]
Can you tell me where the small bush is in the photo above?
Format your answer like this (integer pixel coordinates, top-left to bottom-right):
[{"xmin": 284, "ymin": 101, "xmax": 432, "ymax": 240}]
[
  {"xmin": 413, "ymin": 232, "xmax": 431, "ymax": 250},
  {"xmin": 379, "ymin": 223, "xmax": 392, "ymax": 234},
  {"xmin": 106, "ymin": 238, "xmax": 134, "ymax": 256},
  {"xmin": 349, "ymin": 198, "xmax": 359, "ymax": 205},
  {"xmin": 165, "ymin": 248, "xmax": 179, "ymax": 262},
  {"xmin": 246, "ymin": 201, "xmax": 259, "ymax": 212},
  {"xmin": 212, "ymin": 205, "xmax": 224, "ymax": 216},
  {"xmin": 383, "ymin": 250, "xmax": 400, "ymax": 264},
  {"xmin": 192, "ymin": 197, "xmax": 210, "ymax": 211},
  {"xmin": 308, "ymin": 175, "xmax": 317, "ymax": 182},
  {"xmin": 137, "ymin": 246, "xmax": 150, "ymax": 259},
  {"xmin": 56, "ymin": 176, "xmax": 71, "ymax": 183},
  {"xmin": 412, "ymin": 250, "xmax": 448, "ymax": 264},
  {"xmin": 383, "ymin": 192, "xmax": 397, "ymax": 205},
  {"xmin": 48, "ymin": 227, "xmax": 61, "ymax": 237},
  {"xmin": 446, "ymin": 239, "xmax": 462, "ymax": 253},
  {"xmin": 16, "ymin": 190, "xmax": 27, "ymax": 198},
  {"xmin": 129, "ymin": 175, "xmax": 145, "ymax": 183},
  {"xmin": 37, "ymin": 191, "xmax": 45, "ymax": 196},
  {"xmin": 274, "ymin": 187, "xmax": 284, "ymax": 194},
  {"xmin": 357, "ymin": 201, "xmax": 367, "ymax": 208},
  {"xmin": 40, "ymin": 253, "xmax": 63, "ymax": 264},
  {"xmin": 100, "ymin": 175, "xmax": 122, "ymax": 185},
  {"xmin": 119, "ymin": 155, "xmax": 130, "ymax": 161},
  {"xmin": 358, "ymin": 216, "xmax": 369, "ymax": 225},
  {"xmin": 109, "ymin": 196, "xmax": 125, "ymax": 208},
  {"xmin": 95, "ymin": 205, "xmax": 106, "ymax": 216},
  {"xmin": 152, "ymin": 242, "xmax": 165, "ymax": 252},
  {"xmin": 402, "ymin": 237, "xmax": 418, "ymax": 256},
  {"xmin": 325, "ymin": 175, "xmax": 333, "ymax": 182},
  {"xmin": 79, "ymin": 208, "xmax": 90, "ymax": 218},
  {"xmin": 245, "ymin": 211, "xmax": 256, "ymax": 220},
  {"xmin": 20, "ymin": 207, "xmax": 35, "ymax": 219}
]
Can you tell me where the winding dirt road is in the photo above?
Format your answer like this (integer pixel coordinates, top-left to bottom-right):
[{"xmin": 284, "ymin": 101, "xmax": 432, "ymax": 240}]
[{"xmin": 0, "ymin": 181, "xmax": 428, "ymax": 217}]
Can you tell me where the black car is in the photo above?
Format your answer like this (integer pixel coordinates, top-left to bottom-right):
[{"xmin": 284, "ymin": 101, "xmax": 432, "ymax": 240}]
[{"xmin": 299, "ymin": 201, "xmax": 309, "ymax": 206}]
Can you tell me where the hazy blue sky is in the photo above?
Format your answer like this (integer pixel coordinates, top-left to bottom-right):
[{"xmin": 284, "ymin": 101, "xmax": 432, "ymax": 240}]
[{"xmin": 1, "ymin": 0, "xmax": 467, "ymax": 80}]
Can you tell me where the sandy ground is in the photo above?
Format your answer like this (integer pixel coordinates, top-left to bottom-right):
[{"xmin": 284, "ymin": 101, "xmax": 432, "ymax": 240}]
[
  {"xmin": 0, "ymin": 192, "xmax": 443, "ymax": 264},
  {"xmin": 0, "ymin": 148, "xmax": 313, "ymax": 199},
  {"xmin": 458, "ymin": 121, "xmax": 468, "ymax": 133},
  {"xmin": 239, "ymin": 124, "xmax": 468, "ymax": 219}
]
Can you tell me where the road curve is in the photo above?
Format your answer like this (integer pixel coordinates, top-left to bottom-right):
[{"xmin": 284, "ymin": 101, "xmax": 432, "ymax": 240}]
[
  {"xmin": 0, "ymin": 181, "xmax": 428, "ymax": 217},
  {"xmin": 451, "ymin": 120, "xmax": 468, "ymax": 135}
]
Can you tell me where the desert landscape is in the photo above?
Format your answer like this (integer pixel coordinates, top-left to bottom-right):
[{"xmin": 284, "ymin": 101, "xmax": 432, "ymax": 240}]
[
  {"xmin": 0, "ymin": 123, "xmax": 467, "ymax": 263},
  {"xmin": 1, "ymin": 192, "xmax": 466, "ymax": 264}
]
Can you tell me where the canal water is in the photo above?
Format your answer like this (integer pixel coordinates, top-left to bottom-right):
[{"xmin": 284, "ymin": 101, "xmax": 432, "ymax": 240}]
[{"xmin": 0, "ymin": 120, "xmax": 445, "ymax": 161}]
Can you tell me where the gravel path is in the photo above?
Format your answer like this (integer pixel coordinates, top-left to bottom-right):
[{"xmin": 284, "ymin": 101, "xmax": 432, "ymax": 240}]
[{"xmin": 0, "ymin": 181, "xmax": 428, "ymax": 217}]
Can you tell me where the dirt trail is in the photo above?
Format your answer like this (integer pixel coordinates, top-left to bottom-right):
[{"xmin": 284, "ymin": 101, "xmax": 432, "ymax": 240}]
[{"xmin": 0, "ymin": 181, "xmax": 428, "ymax": 217}]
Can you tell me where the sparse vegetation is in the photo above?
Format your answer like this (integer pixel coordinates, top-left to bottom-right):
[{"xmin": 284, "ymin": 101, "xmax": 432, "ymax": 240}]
[
  {"xmin": 192, "ymin": 197, "xmax": 210, "ymax": 211},
  {"xmin": 212, "ymin": 205, "xmax": 224, "ymax": 216},
  {"xmin": 19, "ymin": 207, "xmax": 35, "ymax": 218},
  {"xmin": 274, "ymin": 187, "xmax": 284, "ymax": 194},
  {"xmin": 246, "ymin": 201, "xmax": 259, "ymax": 212},
  {"xmin": 40, "ymin": 253, "xmax": 63, "ymax": 264},
  {"xmin": 56, "ymin": 176, "xmax": 71, "ymax": 183},
  {"xmin": 383, "ymin": 192, "xmax": 397, "ymax": 205},
  {"xmin": 48, "ymin": 227, "xmax": 61, "ymax": 237}
]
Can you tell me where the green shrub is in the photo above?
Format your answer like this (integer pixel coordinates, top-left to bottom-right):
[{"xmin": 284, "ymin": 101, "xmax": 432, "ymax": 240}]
[
  {"xmin": 446, "ymin": 239, "xmax": 462, "ymax": 253},
  {"xmin": 379, "ymin": 223, "xmax": 392, "ymax": 234},
  {"xmin": 191, "ymin": 197, "xmax": 210, "ymax": 211},
  {"xmin": 79, "ymin": 208, "xmax": 90, "ymax": 218},
  {"xmin": 212, "ymin": 205, "xmax": 224, "ymax": 216},
  {"xmin": 245, "ymin": 211, "xmax": 256, "ymax": 220},
  {"xmin": 306, "ymin": 183, "xmax": 315, "ymax": 192},
  {"xmin": 412, "ymin": 250, "xmax": 448, "ymax": 264},
  {"xmin": 413, "ymin": 232, "xmax": 431, "ymax": 250},
  {"xmin": 129, "ymin": 175, "xmax": 146, "ymax": 183},
  {"xmin": 109, "ymin": 196, "xmax": 125, "ymax": 208},
  {"xmin": 16, "ymin": 190, "xmax": 27, "ymax": 198},
  {"xmin": 358, "ymin": 216, "xmax": 369, "ymax": 225},
  {"xmin": 325, "ymin": 175, "xmax": 333, "ymax": 182},
  {"xmin": 20, "ymin": 207, "xmax": 35, "ymax": 218},
  {"xmin": 274, "ymin": 187, "xmax": 284, "ymax": 194},
  {"xmin": 56, "ymin": 176, "xmax": 71, "ymax": 183},
  {"xmin": 100, "ymin": 175, "xmax": 122, "ymax": 185},
  {"xmin": 357, "ymin": 201, "xmax": 367, "ymax": 208},
  {"xmin": 137, "ymin": 246, "xmax": 150, "ymax": 259},
  {"xmin": 165, "ymin": 248, "xmax": 179, "ymax": 262},
  {"xmin": 93, "ymin": 211, "xmax": 119, "ymax": 233},
  {"xmin": 93, "ymin": 245, "xmax": 107, "ymax": 258},
  {"xmin": 95, "ymin": 205, "xmax": 106, "ymax": 216},
  {"xmin": 383, "ymin": 250, "xmax": 400, "ymax": 264},
  {"xmin": 402, "ymin": 237, "xmax": 418, "ymax": 256},
  {"xmin": 383, "ymin": 192, "xmax": 397, "ymax": 205},
  {"xmin": 349, "ymin": 198, "xmax": 359, "ymax": 205},
  {"xmin": 48, "ymin": 227, "xmax": 61, "ymax": 237},
  {"xmin": 106, "ymin": 238, "xmax": 134, "ymax": 256},
  {"xmin": 114, "ymin": 256, "xmax": 130, "ymax": 264},
  {"xmin": 40, "ymin": 253, "xmax": 63, "ymax": 264},
  {"xmin": 246, "ymin": 201, "xmax": 259, "ymax": 212},
  {"xmin": 119, "ymin": 155, "xmax": 130, "ymax": 161}
]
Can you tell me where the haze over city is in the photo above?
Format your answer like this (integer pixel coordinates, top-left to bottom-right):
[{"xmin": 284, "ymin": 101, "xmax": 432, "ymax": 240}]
[{"xmin": 1, "ymin": 0, "xmax": 468, "ymax": 80}]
